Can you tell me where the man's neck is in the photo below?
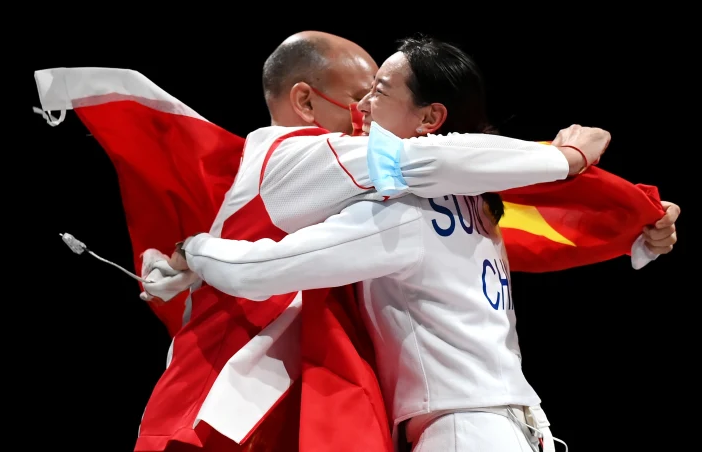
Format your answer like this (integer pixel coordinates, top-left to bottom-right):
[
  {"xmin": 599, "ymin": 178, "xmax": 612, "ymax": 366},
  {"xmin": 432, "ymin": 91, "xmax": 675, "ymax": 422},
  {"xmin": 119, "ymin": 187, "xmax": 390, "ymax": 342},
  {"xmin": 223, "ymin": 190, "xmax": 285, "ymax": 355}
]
[
  {"xmin": 269, "ymin": 106, "xmax": 311, "ymax": 128},
  {"xmin": 270, "ymin": 118, "xmax": 314, "ymax": 128}
]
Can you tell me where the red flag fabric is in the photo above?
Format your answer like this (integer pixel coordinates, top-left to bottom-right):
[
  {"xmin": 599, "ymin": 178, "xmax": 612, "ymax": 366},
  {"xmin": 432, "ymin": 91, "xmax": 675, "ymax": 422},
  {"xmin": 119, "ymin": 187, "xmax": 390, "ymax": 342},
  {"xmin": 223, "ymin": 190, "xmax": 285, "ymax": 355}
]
[
  {"xmin": 300, "ymin": 285, "xmax": 392, "ymax": 451},
  {"xmin": 75, "ymin": 98, "xmax": 243, "ymax": 337},
  {"xmin": 498, "ymin": 151, "xmax": 664, "ymax": 272},
  {"xmin": 35, "ymin": 68, "xmax": 662, "ymax": 452},
  {"xmin": 35, "ymin": 68, "xmax": 391, "ymax": 452}
]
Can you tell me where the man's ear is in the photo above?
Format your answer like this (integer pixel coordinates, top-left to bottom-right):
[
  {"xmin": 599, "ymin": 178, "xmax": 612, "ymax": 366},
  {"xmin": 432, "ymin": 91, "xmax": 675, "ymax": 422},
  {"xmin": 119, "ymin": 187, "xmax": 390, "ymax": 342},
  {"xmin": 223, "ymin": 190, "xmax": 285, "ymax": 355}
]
[
  {"xmin": 289, "ymin": 82, "xmax": 315, "ymax": 124},
  {"xmin": 419, "ymin": 103, "xmax": 448, "ymax": 134}
]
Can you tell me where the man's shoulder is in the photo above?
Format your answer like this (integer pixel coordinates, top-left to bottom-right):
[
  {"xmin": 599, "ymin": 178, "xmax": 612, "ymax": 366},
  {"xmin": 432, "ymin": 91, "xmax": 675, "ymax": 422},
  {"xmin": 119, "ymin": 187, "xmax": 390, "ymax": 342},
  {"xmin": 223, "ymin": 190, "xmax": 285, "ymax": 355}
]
[
  {"xmin": 244, "ymin": 126, "xmax": 291, "ymax": 145},
  {"xmin": 246, "ymin": 125, "xmax": 297, "ymax": 137},
  {"xmin": 244, "ymin": 126, "xmax": 365, "ymax": 156},
  {"xmin": 245, "ymin": 125, "xmax": 340, "ymax": 141}
]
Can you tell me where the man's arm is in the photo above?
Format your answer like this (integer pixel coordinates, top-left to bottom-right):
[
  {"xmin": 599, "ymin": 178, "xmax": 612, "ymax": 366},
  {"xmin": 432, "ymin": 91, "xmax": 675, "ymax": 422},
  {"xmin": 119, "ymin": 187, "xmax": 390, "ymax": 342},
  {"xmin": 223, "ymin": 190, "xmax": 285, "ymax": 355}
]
[{"xmin": 182, "ymin": 199, "xmax": 423, "ymax": 300}]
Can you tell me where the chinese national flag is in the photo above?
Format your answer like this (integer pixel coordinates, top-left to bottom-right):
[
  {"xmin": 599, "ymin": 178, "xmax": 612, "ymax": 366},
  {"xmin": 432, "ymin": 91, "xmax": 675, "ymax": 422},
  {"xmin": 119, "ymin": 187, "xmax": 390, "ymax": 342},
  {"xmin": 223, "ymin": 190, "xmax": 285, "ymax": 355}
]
[
  {"xmin": 498, "ymin": 142, "xmax": 665, "ymax": 273},
  {"xmin": 35, "ymin": 68, "xmax": 662, "ymax": 452}
]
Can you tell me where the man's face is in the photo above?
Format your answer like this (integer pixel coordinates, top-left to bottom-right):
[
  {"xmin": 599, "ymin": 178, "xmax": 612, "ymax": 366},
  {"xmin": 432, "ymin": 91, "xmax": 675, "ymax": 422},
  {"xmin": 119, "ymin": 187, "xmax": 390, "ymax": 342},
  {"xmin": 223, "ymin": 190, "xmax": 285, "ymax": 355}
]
[
  {"xmin": 311, "ymin": 53, "xmax": 377, "ymax": 135},
  {"xmin": 358, "ymin": 52, "xmax": 424, "ymax": 139}
]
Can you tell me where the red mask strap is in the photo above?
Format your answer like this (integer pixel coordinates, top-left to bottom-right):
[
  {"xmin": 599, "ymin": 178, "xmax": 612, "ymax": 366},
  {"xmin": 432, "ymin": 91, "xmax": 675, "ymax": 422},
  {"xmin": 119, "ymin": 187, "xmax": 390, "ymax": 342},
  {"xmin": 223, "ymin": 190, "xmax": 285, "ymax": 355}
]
[
  {"xmin": 309, "ymin": 86, "xmax": 349, "ymax": 109},
  {"xmin": 310, "ymin": 87, "xmax": 365, "ymax": 136}
]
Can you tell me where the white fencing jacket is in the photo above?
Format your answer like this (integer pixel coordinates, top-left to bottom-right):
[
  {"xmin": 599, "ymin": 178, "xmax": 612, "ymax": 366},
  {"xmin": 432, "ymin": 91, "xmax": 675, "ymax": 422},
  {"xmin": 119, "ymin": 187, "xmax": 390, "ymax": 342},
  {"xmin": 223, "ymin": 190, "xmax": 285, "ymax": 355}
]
[{"xmin": 185, "ymin": 193, "xmax": 541, "ymax": 425}]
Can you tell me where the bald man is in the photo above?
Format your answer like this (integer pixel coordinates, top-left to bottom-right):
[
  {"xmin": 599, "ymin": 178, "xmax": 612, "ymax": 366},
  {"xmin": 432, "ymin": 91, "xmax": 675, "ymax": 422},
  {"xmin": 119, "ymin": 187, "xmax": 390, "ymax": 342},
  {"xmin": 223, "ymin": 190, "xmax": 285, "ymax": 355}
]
[{"xmin": 135, "ymin": 32, "xmax": 384, "ymax": 452}]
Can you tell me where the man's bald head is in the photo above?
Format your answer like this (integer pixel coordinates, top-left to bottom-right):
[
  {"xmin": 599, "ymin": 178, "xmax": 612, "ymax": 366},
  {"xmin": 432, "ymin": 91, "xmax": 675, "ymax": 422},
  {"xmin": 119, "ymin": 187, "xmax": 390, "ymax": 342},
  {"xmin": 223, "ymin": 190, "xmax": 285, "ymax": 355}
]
[
  {"xmin": 262, "ymin": 31, "xmax": 377, "ymax": 133},
  {"xmin": 262, "ymin": 31, "xmax": 374, "ymax": 102}
]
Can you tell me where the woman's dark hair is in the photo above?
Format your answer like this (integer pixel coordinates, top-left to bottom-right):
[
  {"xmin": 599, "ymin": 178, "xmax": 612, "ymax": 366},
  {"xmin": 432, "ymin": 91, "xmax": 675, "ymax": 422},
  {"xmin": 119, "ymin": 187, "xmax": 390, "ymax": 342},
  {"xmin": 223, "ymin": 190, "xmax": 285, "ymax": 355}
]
[{"xmin": 398, "ymin": 35, "xmax": 505, "ymax": 223}]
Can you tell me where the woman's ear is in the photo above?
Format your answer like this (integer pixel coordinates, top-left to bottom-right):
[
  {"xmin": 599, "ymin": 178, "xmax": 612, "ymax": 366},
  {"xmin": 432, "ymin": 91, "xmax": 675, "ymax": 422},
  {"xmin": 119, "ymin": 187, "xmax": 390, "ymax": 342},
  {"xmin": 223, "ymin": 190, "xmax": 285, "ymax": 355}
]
[{"xmin": 419, "ymin": 103, "xmax": 448, "ymax": 134}]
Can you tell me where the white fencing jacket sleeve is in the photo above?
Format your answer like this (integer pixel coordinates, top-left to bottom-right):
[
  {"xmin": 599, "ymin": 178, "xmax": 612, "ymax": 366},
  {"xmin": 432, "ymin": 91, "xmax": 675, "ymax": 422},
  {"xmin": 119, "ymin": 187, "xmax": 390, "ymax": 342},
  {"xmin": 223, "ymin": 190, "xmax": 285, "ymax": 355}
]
[
  {"xmin": 260, "ymin": 122, "xmax": 569, "ymax": 209},
  {"xmin": 183, "ymin": 199, "xmax": 424, "ymax": 300}
]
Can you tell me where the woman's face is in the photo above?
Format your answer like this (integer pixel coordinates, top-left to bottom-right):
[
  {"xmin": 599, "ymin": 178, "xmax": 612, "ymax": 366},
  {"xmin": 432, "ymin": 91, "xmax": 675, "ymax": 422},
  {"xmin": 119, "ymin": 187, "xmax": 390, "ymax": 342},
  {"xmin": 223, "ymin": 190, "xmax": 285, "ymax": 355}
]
[{"xmin": 357, "ymin": 52, "xmax": 426, "ymax": 139}]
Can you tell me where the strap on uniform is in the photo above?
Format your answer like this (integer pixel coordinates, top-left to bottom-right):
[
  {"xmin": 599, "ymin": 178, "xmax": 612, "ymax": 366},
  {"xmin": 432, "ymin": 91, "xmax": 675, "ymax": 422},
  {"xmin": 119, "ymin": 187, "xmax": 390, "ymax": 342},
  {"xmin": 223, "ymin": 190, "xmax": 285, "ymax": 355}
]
[{"xmin": 525, "ymin": 405, "xmax": 555, "ymax": 452}]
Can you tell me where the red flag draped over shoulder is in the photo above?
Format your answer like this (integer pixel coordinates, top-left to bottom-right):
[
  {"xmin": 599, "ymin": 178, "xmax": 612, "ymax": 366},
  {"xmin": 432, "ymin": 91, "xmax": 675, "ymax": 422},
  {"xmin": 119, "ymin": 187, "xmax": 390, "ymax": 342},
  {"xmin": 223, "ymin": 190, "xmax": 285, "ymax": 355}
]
[{"xmin": 34, "ymin": 67, "xmax": 391, "ymax": 452}]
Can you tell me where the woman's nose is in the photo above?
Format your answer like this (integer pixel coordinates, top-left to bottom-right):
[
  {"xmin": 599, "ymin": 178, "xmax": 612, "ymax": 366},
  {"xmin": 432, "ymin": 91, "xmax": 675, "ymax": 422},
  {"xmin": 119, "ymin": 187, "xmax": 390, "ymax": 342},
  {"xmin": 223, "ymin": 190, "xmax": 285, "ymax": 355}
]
[{"xmin": 357, "ymin": 91, "xmax": 371, "ymax": 113}]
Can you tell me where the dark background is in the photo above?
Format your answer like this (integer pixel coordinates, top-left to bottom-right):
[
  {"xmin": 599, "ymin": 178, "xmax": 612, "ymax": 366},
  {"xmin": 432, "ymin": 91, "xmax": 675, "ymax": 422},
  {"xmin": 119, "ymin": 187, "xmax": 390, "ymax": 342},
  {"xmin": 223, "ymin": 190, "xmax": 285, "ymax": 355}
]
[{"xmin": 24, "ymin": 24, "xmax": 688, "ymax": 452}]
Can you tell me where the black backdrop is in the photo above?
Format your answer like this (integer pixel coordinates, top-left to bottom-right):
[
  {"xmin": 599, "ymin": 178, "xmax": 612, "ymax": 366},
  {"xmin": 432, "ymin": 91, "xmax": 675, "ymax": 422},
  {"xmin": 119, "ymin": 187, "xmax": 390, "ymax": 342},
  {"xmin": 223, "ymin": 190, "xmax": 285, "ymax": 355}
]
[{"xmin": 25, "ymin": 25, "xmax": 687, "ymax": 452}]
